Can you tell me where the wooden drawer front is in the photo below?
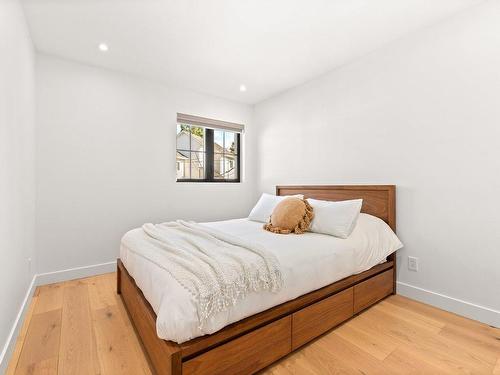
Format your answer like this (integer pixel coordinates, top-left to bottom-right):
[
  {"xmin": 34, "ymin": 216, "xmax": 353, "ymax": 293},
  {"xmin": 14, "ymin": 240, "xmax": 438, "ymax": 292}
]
[
  {"xmin": 183, "ymin": 316, "xmax": 291, "ymax": 375},
  {"xmin": 353, "ymin": 269, "xmax": 393, "ymax": 314},
  {"xmin": 292, "ymin": 287, "xmax": 353, "ymax": 350}
]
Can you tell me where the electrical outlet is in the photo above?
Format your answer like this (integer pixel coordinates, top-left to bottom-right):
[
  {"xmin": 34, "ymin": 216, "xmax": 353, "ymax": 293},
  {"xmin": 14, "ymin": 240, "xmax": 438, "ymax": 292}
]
[
  {"xmin": 408, "ymin": 256, "xmax": 418, "ymax": 272},
  {"xmin": 28, "ymin": 257, "xmax": 32, "ymax": 273}
]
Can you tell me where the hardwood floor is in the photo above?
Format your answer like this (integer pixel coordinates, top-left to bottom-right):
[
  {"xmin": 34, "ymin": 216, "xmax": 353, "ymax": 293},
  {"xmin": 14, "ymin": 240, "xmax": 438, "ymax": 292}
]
[{"xmin": 6, "ymin": 273, "xmax": 500, "ymax": 374}]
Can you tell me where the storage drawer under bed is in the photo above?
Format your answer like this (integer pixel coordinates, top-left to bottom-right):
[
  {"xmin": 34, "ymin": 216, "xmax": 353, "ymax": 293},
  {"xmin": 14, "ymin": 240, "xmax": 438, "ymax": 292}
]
[
  {"xmin": 292, "ymin": 287, "xmax": 354, "ymax": 349},
  {"xmin": 291, "ymin": 268, "xmax": 394, "ymax": 350},
  {"xmin": 183, "ymin": 316, "xmax": 292, "ymax": 375},
  {"xmin": 354, "ymin": 268, "xmax": 394, "ymax": 313}
]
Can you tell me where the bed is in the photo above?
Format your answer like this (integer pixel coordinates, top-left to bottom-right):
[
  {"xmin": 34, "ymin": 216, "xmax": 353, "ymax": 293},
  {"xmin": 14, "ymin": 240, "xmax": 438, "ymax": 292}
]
[{"xmin": 117, "ymin": 185, "xmax": 398, "ymax": 374}]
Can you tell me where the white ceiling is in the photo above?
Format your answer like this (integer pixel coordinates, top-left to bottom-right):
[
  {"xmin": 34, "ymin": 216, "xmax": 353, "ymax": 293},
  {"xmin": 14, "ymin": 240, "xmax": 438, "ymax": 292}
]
[{"xmin": 22, "ymin": 0, "xmax": 481, "ymax": 104}]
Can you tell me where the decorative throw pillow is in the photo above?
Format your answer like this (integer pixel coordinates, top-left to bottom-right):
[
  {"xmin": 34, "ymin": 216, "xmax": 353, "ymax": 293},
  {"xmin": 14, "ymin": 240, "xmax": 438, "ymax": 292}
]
[{"xmin": 264, "ymin": 198, "xmax": 314, "ymax": 234}]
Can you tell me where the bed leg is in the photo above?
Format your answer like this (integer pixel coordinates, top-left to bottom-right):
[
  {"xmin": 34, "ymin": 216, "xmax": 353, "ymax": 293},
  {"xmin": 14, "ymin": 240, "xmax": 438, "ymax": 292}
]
[{"xmin": 117, "ymin": 258, "xmax": 122, "ymax": 295}]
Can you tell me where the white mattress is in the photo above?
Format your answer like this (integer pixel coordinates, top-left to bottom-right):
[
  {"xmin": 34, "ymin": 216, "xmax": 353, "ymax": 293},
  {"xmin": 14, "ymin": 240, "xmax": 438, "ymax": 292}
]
[{"xmin": 120, "ymin": 218, "xmax": 397, "ymax": 343}]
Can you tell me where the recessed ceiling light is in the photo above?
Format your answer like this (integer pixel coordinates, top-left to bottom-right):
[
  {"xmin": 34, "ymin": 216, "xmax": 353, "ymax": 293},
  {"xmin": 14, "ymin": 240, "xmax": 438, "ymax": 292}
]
[
  {"xmin": 98, "ymin": 43, "xmax": 109, "ymax": 52},
  {"xmin": 239, "ymin": 84, "xmax": 247, "ymax": 92}
]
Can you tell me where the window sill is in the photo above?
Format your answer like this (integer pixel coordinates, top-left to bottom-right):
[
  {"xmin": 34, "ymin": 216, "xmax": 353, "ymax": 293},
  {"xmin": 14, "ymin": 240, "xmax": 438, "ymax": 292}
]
[{"xmin": 176, "ymin": 179, "xmax": 241, "ymax": 183}]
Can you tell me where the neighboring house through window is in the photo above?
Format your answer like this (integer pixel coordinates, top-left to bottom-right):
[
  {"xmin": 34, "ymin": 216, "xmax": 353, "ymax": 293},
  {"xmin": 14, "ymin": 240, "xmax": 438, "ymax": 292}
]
[{"xmin": 176, "ymin": 113, "xmax": 243, "ymax": 182}]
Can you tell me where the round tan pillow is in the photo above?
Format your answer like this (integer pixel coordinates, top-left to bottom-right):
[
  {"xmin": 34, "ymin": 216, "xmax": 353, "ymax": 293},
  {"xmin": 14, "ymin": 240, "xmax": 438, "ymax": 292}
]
[{"xmin": 264, "ymin": 198, "xmax": 314, "ymax": 234}]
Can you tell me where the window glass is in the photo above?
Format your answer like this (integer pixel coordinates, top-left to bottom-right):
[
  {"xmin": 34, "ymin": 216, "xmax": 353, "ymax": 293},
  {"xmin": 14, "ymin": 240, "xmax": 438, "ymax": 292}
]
[
  {"xmin": 213, "ymin": 130, "xmax": 238, "ymax": 180},
  {"xmin": 176, "ymin": 124, "xmax": 239, "ymax": 182}
]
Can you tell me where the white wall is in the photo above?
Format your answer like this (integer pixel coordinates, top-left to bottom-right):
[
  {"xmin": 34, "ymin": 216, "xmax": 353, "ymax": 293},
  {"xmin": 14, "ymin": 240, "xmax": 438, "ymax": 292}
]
[
  {"xmin": 0, "ymin": 0, "xmax": 36, "ymax": 367},
  {"xmin": 254, "ymin": 1, "xmax": 500, "ymax": 325},
  {"xmin": 36, "ymin": 55, "xmax": 256, "ymax": 274}
]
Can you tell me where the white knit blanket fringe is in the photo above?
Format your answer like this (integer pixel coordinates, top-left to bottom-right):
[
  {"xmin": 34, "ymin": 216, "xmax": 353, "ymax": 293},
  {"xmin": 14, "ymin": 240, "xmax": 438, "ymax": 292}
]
[{"xmin": 121, "ymin": 220, "xmax": 283, "ymax": 326}]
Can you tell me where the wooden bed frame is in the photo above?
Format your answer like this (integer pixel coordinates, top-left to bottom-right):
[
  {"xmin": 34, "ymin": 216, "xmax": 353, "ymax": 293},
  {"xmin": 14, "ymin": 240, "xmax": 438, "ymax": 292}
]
[{"xmin": 117, "ymin": 185, "xmax": 397, "ymax": 374}]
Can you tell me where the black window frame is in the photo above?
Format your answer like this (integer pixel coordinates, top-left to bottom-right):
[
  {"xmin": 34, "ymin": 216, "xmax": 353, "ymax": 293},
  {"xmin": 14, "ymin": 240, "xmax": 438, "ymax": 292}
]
[{"xmin": 176, "ymin": 127, "xmax": 241, "ymax": 183}]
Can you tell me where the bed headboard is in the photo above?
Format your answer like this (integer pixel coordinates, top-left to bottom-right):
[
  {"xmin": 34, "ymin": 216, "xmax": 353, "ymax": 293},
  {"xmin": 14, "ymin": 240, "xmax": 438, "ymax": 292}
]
[{"xmin": 276, "ymin": 185, "xmax": 396, "ymax": 232}]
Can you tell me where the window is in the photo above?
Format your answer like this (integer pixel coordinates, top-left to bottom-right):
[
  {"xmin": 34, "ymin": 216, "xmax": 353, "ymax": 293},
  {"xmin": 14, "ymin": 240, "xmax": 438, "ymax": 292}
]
[{"xmin": 176, "ymin": 113, "xmax": 243, "ymax": 182}]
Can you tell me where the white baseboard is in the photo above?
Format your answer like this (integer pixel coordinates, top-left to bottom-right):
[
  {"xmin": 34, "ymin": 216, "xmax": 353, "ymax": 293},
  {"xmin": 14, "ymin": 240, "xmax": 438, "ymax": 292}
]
[
  {"xmin": 0, "ymin": 275, "xmax": 37, "ymax": 375},
  {"xmin": 0, "ymin": 260, "xmax": 117, "ymax": 372},
  {"xmin": 35, "ymin": 260, "xmax": 117, "ymax": 286},
  {"xmin": 397, "ymin": 281, "xmax": 500, "ymax": 328}
]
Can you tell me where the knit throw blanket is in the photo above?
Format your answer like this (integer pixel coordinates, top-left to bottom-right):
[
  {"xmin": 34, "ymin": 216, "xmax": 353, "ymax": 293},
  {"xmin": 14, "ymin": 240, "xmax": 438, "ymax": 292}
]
[{"xmin": 121, "ymin": 221, "xmax": 283, "ymax": 326}]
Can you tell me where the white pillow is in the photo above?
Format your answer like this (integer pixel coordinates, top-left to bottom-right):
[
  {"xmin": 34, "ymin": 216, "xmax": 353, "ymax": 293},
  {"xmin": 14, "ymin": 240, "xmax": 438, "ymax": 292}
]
[
  {"xmin": 346, "ymin": 213, "xmax": 403, "ymax": 273},
  {"xmin": 308, "ymin": 198, "xmax": 363, "ymax": 238},
  {"xmin": 248, "ymin": 193, "xmax": 304, "ymax": 223}
]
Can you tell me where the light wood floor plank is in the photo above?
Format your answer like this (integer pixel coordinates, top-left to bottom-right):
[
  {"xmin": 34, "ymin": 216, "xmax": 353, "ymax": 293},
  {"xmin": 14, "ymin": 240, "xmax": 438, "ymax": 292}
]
[
  {"xmin": 88, "ymin": 273, "xmax": 118, "ymax": 311},
  {"xmin": 264, "ymin": 350, "xmax": 318, "ymax": 374},
  {"xmin": 387, "ymin": 295, "xmax": 500, "ymax": 336},
  {"xmin": 92, "ymin": 305, "xmax": 151, "ymax": 375},
  {"xmin": 7, "ymin": 272, "xmax": 500, "ymax": 375},
  {"xmin": 439, "ymin": 323, "xmax": 500, "ymax": 366},
  {"xmin": 382, "ymin": 346, "xmax": 450, "ymax": 375},
  {"xmin": 354, "ymin": 307, "xmax": 436, "ymax": 346},
  {"xmin": 441, "ymin": 321, "xmax": 500, "ymax": 352},
  {"xmin": 5, "ymin": 294, "xmax": 39, "ymax": 375},
  {"xmin": 355, "ymin": 308, "xmax": 494, "ymax": 374},
  {"xmin": 33, "ymin": 284, "xmax": 63, "ymax": 315},
  {"xmin": 375, "ymin": 299, "xmax": 445, "ymax": 333},
  {"xmin": 58, "ymin": 283, "xmax": 101, "ymax": 375},
  {"xmin": 21, "ymin": 358, "xmax": 59, "ymax": 375},
  {"xmin": 333, "ymin": 323, "xmax": 397, "ymax": 360},
  {"xmin": 14, "ymin": 309, "xmax": 62, "ymax": 375},
  {"xmin": 267, "ymin": 340, "xmax": 356, "ymax": 374},
  {"xmin": 493, "ymin": 358, "xmax": 500, "ymax": 375},
  {"xmin": 315, "ymin": 333, "xmax": 400, "ymax": 374}
]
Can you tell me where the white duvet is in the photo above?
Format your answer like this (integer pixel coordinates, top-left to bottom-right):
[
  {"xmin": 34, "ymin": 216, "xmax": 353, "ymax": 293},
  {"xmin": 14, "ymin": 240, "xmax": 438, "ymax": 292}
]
[{"xmin": 120, "ymin": 215, "xmax": 402, "ymax": 343}]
